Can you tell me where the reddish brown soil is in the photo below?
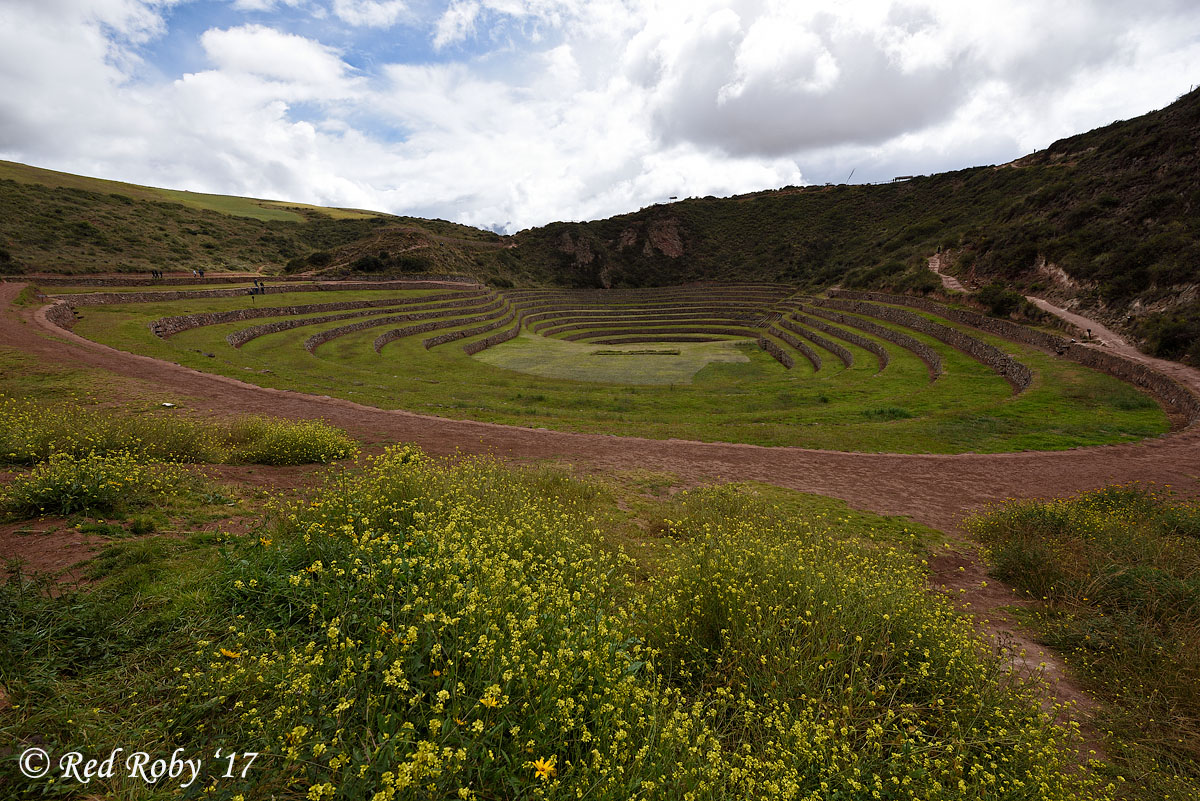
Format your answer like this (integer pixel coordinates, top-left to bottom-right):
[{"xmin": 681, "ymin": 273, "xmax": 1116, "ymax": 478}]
[{"xmin": 0, "ymin": 518, "xmax": 102, "ymax": 580}]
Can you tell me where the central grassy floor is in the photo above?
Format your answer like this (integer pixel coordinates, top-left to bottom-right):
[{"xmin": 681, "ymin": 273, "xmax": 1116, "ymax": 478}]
[{"xmin": 473, "ymin": 334, "xmax": 750, "ymax": 384}]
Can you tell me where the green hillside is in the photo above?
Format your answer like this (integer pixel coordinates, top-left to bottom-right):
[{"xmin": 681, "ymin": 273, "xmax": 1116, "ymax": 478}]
[{"xmin": 0, "ymin": 160, "xmax": 500, "ymax": 276}]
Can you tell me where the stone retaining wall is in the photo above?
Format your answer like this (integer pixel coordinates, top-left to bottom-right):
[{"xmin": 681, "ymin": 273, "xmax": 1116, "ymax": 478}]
[
  {"xmin": 779, "ymin": 318, "xmax": 852, "ymax": 367},
  {"xmin": 561, "ymin": 326, "xmax": 760, "ymax": 342},
  {"xmin": 57, "ymin": 280, "xmax": 477, "ymax": 306},
  {"xmin": 151, "ymin": 290, "xmax": 489, "ymax": 338},
  {"xmin": 794, "ymin": 312, "xmax": 889, "ymax": 372},
  {"xmin": 462, "ymin": 319, "xmax": 523, "ymax": 355},
  {"xmin": 802, "ymin": 306, "xmax": 942, "ymax": 381},
  {"xmin": 758, "ymin": 336, "xmax": 795, "ymax": 369},
  {"xmin": 35, "ymin": 273, "xmax": 478, "ymax": 288},
  {"xmin": 826, "ymin": 289, "xmax": 1200, "ymax": 426},
  {"xmin": 1064, "ymin": 345, "xmax": 1200, "ymax": 424},
  {"xmin": 588, "ymin": 336, "xmax": 723, "ymax": 345},
  {"xmin": 424, "ymin": 309, "xmax": 516, "ymax": 349},
  {"xmin": 829, "ymin": 290, "xmax": 1066, "ymax": 351},
  {"xmin": 531, "ymin": 310, "xmax": 758, "ymax": 333},
  {"xmin": 539, "ymin": 315, "xmax": 757, "ymax": 337},
  {"xmin": 509, "ymin": 295, "xmax": 786, "ymax": 315},
  {"xmin": 227, "ymin": 297, "xmax": 502, "ymax": 348},
  {"xmin": 767, "ymin": 325, "xmax": 820, "ymax": 370},
  {"xmin": 814, "ymin": 298, "xmax": 1033, "ymax": 392},
  {"xmin": 44, "ymin": 301, "xmax": 76, "ymax": 330},
  {"xmin": 371, "ymin": 305, "xmax": 511, "ymax": 353}
]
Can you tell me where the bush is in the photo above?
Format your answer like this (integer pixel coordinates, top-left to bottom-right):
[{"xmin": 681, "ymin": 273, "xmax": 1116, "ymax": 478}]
[
  {"xmin": 1, "ymin": 451, "xmax": 184, "ymax": 517},
  {"xmin": 968, "ymin": 486, "xmax": 1200, "ymax": 792},
  {"xmin": 0, "ymin": 397, "xmax": 226, "ymax": 465},
  {"xmin": 227, "ymin": 417, "xmax": 359, "ymax": 465},
  {"xmin": 973, "ymin": 283, "xmax": 1024, "ymax": 317},
  {"xmin": 163, "ymin": 450, "xmax": 1103, "ymax": 800},
  {"xmin": 0, "ymin": 398, "xmax": 359, "ymax": 467}
]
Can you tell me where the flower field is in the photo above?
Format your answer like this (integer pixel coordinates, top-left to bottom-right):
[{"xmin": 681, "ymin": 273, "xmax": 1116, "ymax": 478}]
[{"xmin": 6, "ymin": 447, "xmax": 1105, "ymax": 799}]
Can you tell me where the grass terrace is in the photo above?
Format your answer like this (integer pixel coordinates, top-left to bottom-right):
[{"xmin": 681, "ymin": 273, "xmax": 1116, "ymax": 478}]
[{"xmin": 54, "ymin": 282, "xmax": 1170, "ymax": 453}]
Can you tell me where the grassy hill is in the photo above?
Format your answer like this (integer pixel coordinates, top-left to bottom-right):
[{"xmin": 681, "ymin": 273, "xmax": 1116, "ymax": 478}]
[{"xmin": 0, "ymin": 160, "xmax": 501, "ymax": 276}]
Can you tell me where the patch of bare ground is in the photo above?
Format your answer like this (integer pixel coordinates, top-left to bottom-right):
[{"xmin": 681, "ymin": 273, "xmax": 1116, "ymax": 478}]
[
  {"xmin": 0, "ymin": 518, "xmax": 101, "ymax": 582},
  {"xmin": 928, "ymin": 547, "xmax": 1106, "ymax": 761}
]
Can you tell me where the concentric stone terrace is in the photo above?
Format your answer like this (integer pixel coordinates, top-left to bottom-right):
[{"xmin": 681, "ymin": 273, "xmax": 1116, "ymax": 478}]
[{"xmin": 45, "ymin": 277, "xmax": 1178, "ymax": 452}]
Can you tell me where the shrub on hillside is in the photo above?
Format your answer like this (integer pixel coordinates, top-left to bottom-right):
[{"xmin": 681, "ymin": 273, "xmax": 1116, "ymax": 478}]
[
  {"xmin": 973, "ymin": 283, "xmax": 1025, "ymax": 317},
  {"xmin": 1134, "ymin": 304, "xmax": 1200, "ymax": 363}
]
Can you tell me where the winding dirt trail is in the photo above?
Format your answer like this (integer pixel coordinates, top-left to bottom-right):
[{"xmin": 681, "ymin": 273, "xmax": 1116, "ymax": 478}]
[{"xmin": 5, "ymin": 281, "xmax": 1200, "ymax": 534}]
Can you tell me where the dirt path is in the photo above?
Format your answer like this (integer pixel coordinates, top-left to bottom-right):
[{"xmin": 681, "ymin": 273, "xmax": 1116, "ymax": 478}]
[
  {"xmin": 6, "ymin": 281, "xmax": 1200, "ymax": 534},
  {"xmin": 928, "ymin": 254, "xmax": 967, "ymax": 292}
]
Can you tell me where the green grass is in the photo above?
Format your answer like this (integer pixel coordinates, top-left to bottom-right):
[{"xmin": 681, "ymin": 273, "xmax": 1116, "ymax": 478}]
[
  {"xmin": 65, "ymin": 288, "xmax": 1170, "ymax": 453},
  {"xmin": 968, "ymin": 486, "xmax": 1200, "ymax": 801},
  {"xmin": 0, "ymin": 396, "xmax": 359, "ymax": 467},
  {"xmin": 476, "ymin": 334, "xmax": 749, "ymax": 384},
  {"xmin": 1, "ymin": 448, "xmax": 1113, "ymax": 800}
]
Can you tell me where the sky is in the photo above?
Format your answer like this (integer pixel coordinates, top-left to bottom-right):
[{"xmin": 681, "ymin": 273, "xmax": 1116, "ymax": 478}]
[{"xmin": 1, "ymin": 1, "xmax": 1198, "ymax": 234}]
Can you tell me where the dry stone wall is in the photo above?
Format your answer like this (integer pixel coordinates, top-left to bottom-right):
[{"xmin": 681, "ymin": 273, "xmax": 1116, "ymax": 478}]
[
  {"xmin": 803, "ymin": 305, "xmax": 942, "ymax": 381},
  {"xmin": 825, "ymin": 289, "xmax": 1200, "ymax": 426},
  {"xmin": 462, "ymin": 319, "xmax": 523, "ymax": 355},
  {"xmin": 767, "ymin": 325, "xmax": 821, "ymax": 370},
  {"xmin": 829, "ymin": 290, "xmax": 1065, "ymax": 351},
  {"xmin": 44, "ymin": 301, "xmax": 77, "ymax": 330},
  {"xmin": 779, "ymin": 318, "xmax": 852, "ymax": 367},
  {"xmin": 758, "ymin": 336, "xmax": 795, "ymax": 369},
  {"xmin": 226, "ymin": 297, "xmax": 501, "ymax": 348},
  {"xmin": 36, "ymin": 273, "xmax": 478, "ymax": 288},
  {"xmin": 57, "ymin": 280, "xmax": 478, "ymax": 306},
  {"xmin": 588, "ymin": 335, "xmax": 722, "ymax": 345},
  {"xmin": 562, "ymin": 326, "xmax": 760, "ymax": 342},
  {"xmin": 423, "ymin": 309, "xmax": 516, "ymax": 349},
  {"xmin": 814, "ymin": 298, "xmax": 1033, "ymax": 392},
  {"xmin": 794, "ymin": 312, "xmax": 889, "ymax": 372},
  {"xmin": 371, "ymin": 305, "xmax": 511, "ymax": 353},
  {"xmin": 152, "ymin": 290, "xmax": 489, "ymax": 338}
]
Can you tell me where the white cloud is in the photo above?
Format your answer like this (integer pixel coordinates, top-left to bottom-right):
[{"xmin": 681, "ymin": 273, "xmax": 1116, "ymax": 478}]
[
  {"xmin": 433, "ymin": 1, "xmax": 480, "ymax": 49},
  {"xmin": 199, "ymin": 24, "xmax": 356, "ymax": 91},
  {"xmin": 231, "ymin": 0, "xmax": 307, "ymax": 12},
  {"xmin": 1, "ymin": 0, "xmax": 1199, "ymax": 231},
  {"xmin": 331, "ymin": 0, "xmax": 410, "ymax": 28}
]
